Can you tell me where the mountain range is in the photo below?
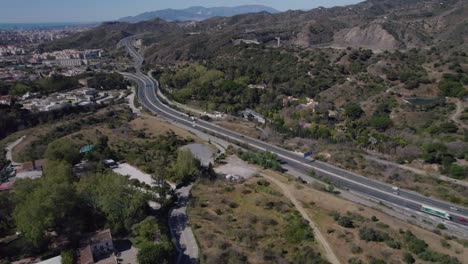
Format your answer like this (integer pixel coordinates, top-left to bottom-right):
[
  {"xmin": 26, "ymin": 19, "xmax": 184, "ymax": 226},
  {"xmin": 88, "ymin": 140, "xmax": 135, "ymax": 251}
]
[
  {"xmin": 118, "ymin": 5, "xmax": 280, "ymax": 23},
  {"xmin": 44, "ymin": 0, "xmax": 468, "ymax": 62}
]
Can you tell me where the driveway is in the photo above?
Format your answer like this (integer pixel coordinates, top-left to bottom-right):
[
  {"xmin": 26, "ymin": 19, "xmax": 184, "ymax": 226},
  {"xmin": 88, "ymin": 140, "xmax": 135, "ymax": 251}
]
[
  {"xmin": 169, "ymin": 185, "xmax": 199, "ymax": 264},
  {"xmin": 5, "ymin": 135, "xmax": 26, "ymax": 166},
  {"xmin": 181, "ymin": 143, "xmax": 214, "ymax": 166},
  {"xmin": 113, "ymin": 163, "xmax": 153, "ymax": 186}
]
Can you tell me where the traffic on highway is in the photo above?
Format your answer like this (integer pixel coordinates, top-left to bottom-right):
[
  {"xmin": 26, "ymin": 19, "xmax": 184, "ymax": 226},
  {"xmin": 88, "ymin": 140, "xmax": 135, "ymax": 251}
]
[{"xmin": 119, "ymin": 36, "xmax": 468, "ymax": 232}]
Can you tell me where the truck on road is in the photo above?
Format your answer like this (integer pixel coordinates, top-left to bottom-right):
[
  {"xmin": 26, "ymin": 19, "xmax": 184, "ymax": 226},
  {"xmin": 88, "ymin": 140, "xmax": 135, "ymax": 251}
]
[{"xmin": 420, "ymin": 204, "xmax": 451, "ymax": 220}]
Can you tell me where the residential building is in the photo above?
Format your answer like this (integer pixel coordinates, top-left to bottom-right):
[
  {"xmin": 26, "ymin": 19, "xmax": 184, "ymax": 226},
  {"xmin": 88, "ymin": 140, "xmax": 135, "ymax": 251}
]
[
  {"xmin": 240, "ymin": 108, "xmax": 266, "ymax": 124},
  {"xmin": 78, "ymin": 229, "xmax": 116, "ymax": 264},
  {"xmin": 0, "ymin": 95, "xmax": 13, "ymax": 106}
]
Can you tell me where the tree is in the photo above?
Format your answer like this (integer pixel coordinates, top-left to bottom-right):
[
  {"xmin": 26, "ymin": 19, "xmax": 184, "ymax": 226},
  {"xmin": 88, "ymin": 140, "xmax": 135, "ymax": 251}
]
[
  {"xmin": 0, "ymin": 192, "xmax": 14, "ymax": 237},
  {"xmin": 421, "ymin": 143, "xmax": 453, "ymax": 165},
  {"xmin": 61, "ymin": 250, "xmax": 75, "ymax": 264},
  {"xmin": 137, "ymin": 243, "xmax": 175, "ymax": 264},
  {"xmin": 170, "ymin": 150, "xmax": 201, "ymax": 184},
  {"xmin": 13, "ymin": 161, "xmax": 77, "ymax": 248},
  {"xmin": 344, "ymin": 103, "xmax": 364, "ymax": 120},
  {"xmin": 131, "ymin": 217, "xmax": 160, "ymax": 248},
  {"xmin": 371, "ymin": 115, "xmax": 391, "ymax": 130},
  {"xmin": 45, "ymin": 140, "xmax": 81, "ymax": 164},
  {"xmin": 77, "ymin": 173, "xmax": 148, "ymax": 233}
]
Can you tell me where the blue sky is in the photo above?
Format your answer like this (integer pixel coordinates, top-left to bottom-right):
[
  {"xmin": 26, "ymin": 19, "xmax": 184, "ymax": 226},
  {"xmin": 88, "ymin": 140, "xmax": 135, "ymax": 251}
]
[{"xmin": 1, "ymin": 0, "xmax": 363, "ymax": 23}]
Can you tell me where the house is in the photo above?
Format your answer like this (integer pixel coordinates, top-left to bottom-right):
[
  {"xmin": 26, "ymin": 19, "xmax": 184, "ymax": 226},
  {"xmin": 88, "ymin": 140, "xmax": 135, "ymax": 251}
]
[
  {"xmin": 38, "ymin": 255, "xmax": 62, "ymax": 264},
  {"xmin": 0, "ymin": 95, "xmax": 13, "ymax": 106},
  {"xmin": 240, "ymin": 109, "xmax": 266, "ymax": 124},
  {"xmin": 248, "ymin": 83, "xmax": 267, "ymax": 90},
  {"xmin": 17, "ymin": 160, "xmax": 45, "ymax": 172},
  {"xmin": 103, "ymin": 159, "xmax": 118, "ymax": 169},
  {"xmin": 78, "ymin": 229, "xmax": 116, "ymax": 264}
]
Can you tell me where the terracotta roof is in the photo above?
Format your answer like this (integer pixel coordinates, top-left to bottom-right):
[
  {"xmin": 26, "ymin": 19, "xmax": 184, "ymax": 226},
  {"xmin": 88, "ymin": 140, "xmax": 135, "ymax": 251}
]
[
  {"xmin": 95, "ymin": 256, "xmax": 117, "ymax": 264},
  {"xmin": 18, "ymin": 159, "xmax": 45, "ymax": 172},
  {"xmin": 79, "ymin": 245, "xmax": 94, "ymax": 264},
  {"xmin": 90, "ymin": 229, "xmax": 112, "ymax": 244}
]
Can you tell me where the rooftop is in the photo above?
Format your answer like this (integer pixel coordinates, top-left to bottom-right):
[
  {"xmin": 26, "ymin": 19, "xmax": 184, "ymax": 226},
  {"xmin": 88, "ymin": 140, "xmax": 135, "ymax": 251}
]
[{"xmin": 90, "ymin": 229, "xmax": 113, "ymax": 244}]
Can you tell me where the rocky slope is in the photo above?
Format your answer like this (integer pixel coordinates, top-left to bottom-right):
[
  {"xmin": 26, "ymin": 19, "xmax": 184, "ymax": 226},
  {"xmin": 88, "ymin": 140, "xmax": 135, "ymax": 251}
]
[{"xmin": 44, "ymin": 0, "xmax": 468, "ymax": 61}]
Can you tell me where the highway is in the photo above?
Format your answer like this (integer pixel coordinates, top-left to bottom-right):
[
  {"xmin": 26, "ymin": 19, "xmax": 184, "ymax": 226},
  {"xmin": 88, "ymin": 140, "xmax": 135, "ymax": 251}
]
[{"xmin": 119, "ymin": 36, "xmax": 468, "ymax": 230}]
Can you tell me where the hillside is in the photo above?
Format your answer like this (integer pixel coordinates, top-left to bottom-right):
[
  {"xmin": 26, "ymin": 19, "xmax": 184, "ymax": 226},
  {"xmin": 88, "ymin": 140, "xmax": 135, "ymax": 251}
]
[
  {"xmin": 119, "ymin": 5, "xmax": 280, "ymax": 23},
  {"xmin": 44, "ymin": 0, "xmax": 468, "ymax": 56}
]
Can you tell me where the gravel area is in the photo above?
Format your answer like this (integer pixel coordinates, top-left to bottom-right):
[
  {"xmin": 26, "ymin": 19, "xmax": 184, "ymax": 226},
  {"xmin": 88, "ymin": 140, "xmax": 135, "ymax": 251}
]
[
  {"xmin": 181, "ymin": 143, "xmax": 214, "ymax": 166},
  {"xmin": 215, "ymin": 155, "xmax": 258, "ymax": 178},
  {"xmin": 113, "ymin": 163, "xmax": 153, "ymax": 186}
]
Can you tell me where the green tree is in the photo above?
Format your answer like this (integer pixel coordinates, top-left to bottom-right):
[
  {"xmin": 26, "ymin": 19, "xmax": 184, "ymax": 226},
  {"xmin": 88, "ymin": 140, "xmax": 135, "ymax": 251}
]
[
  {"xmin": 13, "ymin": 161, "xmax": 77, "ymax": 248},
  {"xmin": 137, "ymin": 243, "xmax": 175, "ymax": 264},
  {"xmin": 131, "ymin": 217, "xmax": 160, "ymax": 248},
  {"xmin": 45, "ymin": 140, "xmax": 81, "ymax": 164},
  {"xmin": 421, "ymin": 143, "xmax": 453, "ymax": 165},
  {"xmin": 61, "ymin": 250, "xmax": 75, "ymax": 264},
  {"xmin": 371, "ymin": 116, "xmax": 391, "ymax": 130},
  {"xmin": 170, "ymin": 150, "xmax": 201, "ymax": 184},
  {"xmin": 0, "ymin": 192, "xmax": 14, "ymax": 237},
  {"xmin": 344, "ymin": 103, "xmax": 364, "ymax": 120},
  {"xmin": 77, "ymin": 173, "xmax": 148, "ymax": 233}
]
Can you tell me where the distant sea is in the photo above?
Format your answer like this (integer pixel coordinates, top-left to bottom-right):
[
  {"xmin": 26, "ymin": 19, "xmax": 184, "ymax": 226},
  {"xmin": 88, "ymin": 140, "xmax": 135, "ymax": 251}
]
[{"xmin": 0, "ymin": 22, "xmax": 89, "ymax": 30}]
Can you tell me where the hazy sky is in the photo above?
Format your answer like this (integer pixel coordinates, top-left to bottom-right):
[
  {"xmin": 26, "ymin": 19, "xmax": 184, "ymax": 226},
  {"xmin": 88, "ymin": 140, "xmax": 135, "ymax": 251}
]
[{"xmin": 1, "ymin": 0, "xmax": 364, "ymax": 23}]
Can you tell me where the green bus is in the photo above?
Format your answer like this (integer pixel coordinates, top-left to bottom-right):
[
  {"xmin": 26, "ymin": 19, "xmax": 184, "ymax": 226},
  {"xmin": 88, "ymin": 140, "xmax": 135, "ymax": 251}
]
[{"xmin": 420, "ymin": 205, "xmax": 451, "ymax": 220}]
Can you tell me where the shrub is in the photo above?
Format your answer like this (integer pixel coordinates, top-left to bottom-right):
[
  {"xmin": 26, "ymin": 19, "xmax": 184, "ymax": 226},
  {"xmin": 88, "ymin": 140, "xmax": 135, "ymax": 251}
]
[
  {"xmin": 348, "ymin": 257, "xmax": 363, "ymax": 264},
  {"xmin": 285, "ymin": 213, "xmax": 314, "ymax": 244},
  {"xmin": 344, "ymin": 103, "xmax": 364, "ymax": 120},
  {"xmin": 350, "ymin": 244, "xmax": 362, "ymax": 254},
  {"xmin": 385, "ymin": 239, "xmax": 401, "ymax": 249},
  {"xmin": 338, "ymin": 216, "xmax": 355, "ymax": 228},
  {"xmin": 403, "ymin": 231, "xmax": 427, "ymax": 254},
  {"xmin": 359, "ymin": 227, "xmax": 389, "ymax": 242},
  {"xmin": 436, "ymin": 223, "xmax": 447, "ymax": 230},
  {"xmin": 403, "ymin": 252, "xmax": 415, "ymax": 264}
]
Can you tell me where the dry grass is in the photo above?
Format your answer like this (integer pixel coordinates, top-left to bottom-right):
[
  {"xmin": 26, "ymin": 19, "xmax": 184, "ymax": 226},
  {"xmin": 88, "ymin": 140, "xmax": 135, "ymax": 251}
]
[
  {"xmin": 130, "ymin": 116, "xmax": 196, "ymax": 139},
  {"xmin": 262, "ymin": 170, "xmax": 468, "ymax": 264},
  {"xmin": 214, "ymin": 119, "xmax": 261, "ymax": 139},
  {"xmin": 188, "ymin": 177, "xmax": 327, "ymax": 264}
]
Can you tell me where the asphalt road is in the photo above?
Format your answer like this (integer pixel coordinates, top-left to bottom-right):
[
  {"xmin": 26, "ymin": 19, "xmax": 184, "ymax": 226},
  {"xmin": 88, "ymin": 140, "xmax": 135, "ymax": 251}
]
[{"xmin": 119, "ymin": 36, "xmax": 468, "ymax": 231}]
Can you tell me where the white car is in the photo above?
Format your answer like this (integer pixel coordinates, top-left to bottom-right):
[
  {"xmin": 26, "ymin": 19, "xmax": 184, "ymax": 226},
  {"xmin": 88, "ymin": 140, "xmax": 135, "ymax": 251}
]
[{"xmin": 450, "ymin": 206, "xmax": 459, "ymax": 211}]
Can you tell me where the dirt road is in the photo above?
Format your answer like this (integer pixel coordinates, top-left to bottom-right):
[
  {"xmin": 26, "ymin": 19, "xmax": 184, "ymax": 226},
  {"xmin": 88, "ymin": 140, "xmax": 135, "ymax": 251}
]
[
  {"xmin": 261, "ymin": 172, "xmax": 341, "ymax": 264},
  {"xmin": 5, "ymin": 136, "xmax": 26, "ymax": 166},
  {"xmin": 450, "ymin": 98, "xmax": 468, "ymax": 130}
]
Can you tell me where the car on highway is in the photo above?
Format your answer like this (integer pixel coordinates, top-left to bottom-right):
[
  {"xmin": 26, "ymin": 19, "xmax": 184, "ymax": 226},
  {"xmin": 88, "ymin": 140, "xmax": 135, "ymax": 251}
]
[
  {"xmin": 459, "ymin": 217, "xmax": 468, "ymax": 223},
  {"xmin": 450, "ymin": 206, "xmax": 459, "ymax": 211}
]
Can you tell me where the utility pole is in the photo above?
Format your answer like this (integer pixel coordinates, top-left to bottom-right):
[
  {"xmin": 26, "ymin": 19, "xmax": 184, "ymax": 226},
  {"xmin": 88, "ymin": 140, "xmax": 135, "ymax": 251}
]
[{"xmin": 275, "ymin": 37, "xmax": 281, "ymax": 48}]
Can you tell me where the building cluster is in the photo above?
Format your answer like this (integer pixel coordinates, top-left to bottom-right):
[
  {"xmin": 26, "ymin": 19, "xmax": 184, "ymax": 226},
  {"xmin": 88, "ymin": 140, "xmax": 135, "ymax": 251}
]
[
  {"xmin": 0, "ymin": 66, "xmax": 39, "ymax": 81},
  {"xmin": 19, "ymin": 87, "xmax": 121, "ymax": 112},
  {"xmin": 27, "ymin": 49, "xmax": 105, "ymax": 67},
  {"xmin": 0, "ymin": 25, "xmax": 91, "ymax": 47},
  {"xmin": 0, "ymin": 45, "xmax": 26, "ymax": 56}
]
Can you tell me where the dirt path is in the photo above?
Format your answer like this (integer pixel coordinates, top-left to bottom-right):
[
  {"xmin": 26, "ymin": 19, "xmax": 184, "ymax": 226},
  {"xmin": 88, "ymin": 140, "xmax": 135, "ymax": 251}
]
[
  {"xmin": 450, "ymin": 98, "xmax": 468, "ymax": 130},
  {"xmin": 365, "ymin": 155, "xmax": 468, "ymax": 188},
  {"xmin": 261, "ymin": 172, "xmax": 341, "ymax": 264},
  {"xmin": 5, "ymin": 136, "xmax": 26, "ymax": 166}
]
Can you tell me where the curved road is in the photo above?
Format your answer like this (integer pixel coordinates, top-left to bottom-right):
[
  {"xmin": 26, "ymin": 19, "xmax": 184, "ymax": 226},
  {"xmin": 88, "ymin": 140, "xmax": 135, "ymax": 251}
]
[{"xmin": 118, "ymin": 36, "xmax": 468, "ymax": 231}]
